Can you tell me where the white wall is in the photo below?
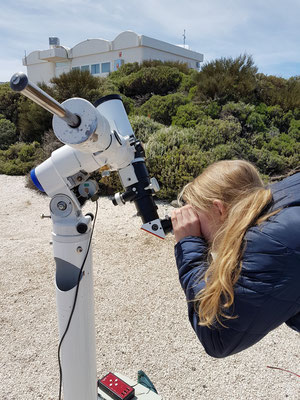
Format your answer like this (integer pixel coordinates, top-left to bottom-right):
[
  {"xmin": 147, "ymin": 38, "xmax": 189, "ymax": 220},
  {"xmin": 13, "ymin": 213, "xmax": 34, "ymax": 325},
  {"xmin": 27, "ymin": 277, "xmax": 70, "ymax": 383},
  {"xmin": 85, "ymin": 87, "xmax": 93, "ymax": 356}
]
[
  {"xmin": 71, "ymin": 39, "xmax": 110, "ymax": 58},
  {"xmin": 27, "ymin": 62, "xmax": 55, "ymax": 85}
]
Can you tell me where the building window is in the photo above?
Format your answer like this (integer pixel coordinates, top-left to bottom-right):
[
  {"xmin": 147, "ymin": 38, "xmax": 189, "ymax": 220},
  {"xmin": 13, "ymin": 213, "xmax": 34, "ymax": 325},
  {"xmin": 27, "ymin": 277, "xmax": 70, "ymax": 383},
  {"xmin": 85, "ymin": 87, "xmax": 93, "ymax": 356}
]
[
  {"xmin": 72, "ymin": 66, "xmax": 80, "ymax": 71},
  {"xmin": 114, "ymin": 59, "xmax": 124, "ymax": 71},
  {"xmin": 101, "ymin": 62, "xmax": 111, "ymax": 73},
  {"xmin": 91, "ymin": 64, "xmax": 100, "ymax": 74},
  {"xmin": 81, "ymin": 65, "xmax": 90, "ymax": 72},
  {"xmin": 56, "ymin": 62, "xmax": 69, "ymax": 68}
]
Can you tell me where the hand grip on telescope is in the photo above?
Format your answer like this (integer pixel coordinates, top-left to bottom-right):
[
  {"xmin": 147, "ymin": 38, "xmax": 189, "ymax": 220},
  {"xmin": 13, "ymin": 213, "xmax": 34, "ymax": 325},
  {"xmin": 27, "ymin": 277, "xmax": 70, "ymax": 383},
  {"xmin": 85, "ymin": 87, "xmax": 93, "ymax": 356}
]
[{"xmin": 10, "ymin": 72, "xmax": 80, "ymax": 128}]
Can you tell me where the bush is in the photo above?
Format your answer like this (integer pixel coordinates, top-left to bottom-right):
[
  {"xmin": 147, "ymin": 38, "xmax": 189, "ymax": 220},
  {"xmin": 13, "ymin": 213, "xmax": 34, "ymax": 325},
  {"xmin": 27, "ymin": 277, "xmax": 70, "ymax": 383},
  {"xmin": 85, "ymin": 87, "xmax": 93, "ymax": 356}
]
[
  {"xmin": 139, "ymin": 93, "xmax": 188, "ymax": 125},
  {"xmin": 288, "ymin": 119, "xmax": 300, "ymax": 141},
  {"xmin": 221, "ymin": 102, "xmax": 255, "ymax": 125},
  {"xmin": 145, "ymin": 121, "xmax": 243, "ymax": 200},
  {"xmin": 0, "ymin": 142, "xmax": 42, "ymax": 175},
  {"xmin": 146, "ymin": 145, "xmax": 205, "ymax": 200},
  {"xmin": 193, "ymin": 118, "xmax": 242, "ymax": 151},
  {"xmin": 177, "ymin": 70, "xmax": 198, "ymax": 94},
  {"xmin": 117, "ymin": 66, "xmax": 183, "ymax": 97},
  {"xmin": 18, "ymin": 95, "xmax": 53, "ymax": 143},
  {"xmin": 51, "ymin": 69, "xmax": 102, "ymax": 102},
  {"xmin": 172, "ymin": 103, "xmax": 208, "ymax": 128},
  {"xmin": 194, "ymin": 54, "xmax": 258, "ymax": 104},
  {"xmin": 264, "ymin": 133, "xmax": 300, "ymax": 157},
  {"xmin": 129, "ymin": 116, "xmax": 163, "ymax": 143},
  {"xmin": 0, "ymin": 83, "xmax": 21, "ymax": 126},
  {"xmin": 250, "ymin": 148, "xmax": 288, "ymax": 175},
  {"xmin": 40, "ymin": 129, "xmax": 63, "ymax": 159},
  {"xmin": 0, "ymin": 117, "xmax": 18, "ymax": 149},
  {"xmin": 245, "ymin": 111, "xmax": 267, "ymax": 133},
  {"xmin": 256, "ymin": 74, "xmax": 300, "ymax": 110},
  {"xmin": 202, "ymin": 138, "xmax": 252, "ymax": 164}
]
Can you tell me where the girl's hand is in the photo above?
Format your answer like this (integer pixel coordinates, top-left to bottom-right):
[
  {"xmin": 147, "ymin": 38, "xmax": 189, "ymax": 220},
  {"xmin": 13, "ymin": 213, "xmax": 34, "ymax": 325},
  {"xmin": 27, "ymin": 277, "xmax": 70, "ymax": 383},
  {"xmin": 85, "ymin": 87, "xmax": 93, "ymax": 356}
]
[{"xmin": 171, "ymin": 204, "xmax": 202, "ymax": 243}]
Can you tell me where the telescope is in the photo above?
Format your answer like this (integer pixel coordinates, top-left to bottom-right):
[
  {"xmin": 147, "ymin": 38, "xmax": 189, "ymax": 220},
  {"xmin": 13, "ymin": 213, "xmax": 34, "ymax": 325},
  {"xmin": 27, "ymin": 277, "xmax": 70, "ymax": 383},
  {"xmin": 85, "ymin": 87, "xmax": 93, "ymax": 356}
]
[{"xmin": 10, "ymin": 72, "xmax": 171, "ymax": 399}]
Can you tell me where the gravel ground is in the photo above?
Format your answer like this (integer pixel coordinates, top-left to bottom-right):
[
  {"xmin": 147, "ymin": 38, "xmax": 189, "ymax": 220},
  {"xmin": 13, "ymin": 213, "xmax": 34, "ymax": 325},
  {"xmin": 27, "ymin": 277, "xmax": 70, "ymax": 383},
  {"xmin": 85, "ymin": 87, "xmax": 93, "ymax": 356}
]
[{"xmin": 0, "ymin": 175, "xmax": 299, "ymax": 400}]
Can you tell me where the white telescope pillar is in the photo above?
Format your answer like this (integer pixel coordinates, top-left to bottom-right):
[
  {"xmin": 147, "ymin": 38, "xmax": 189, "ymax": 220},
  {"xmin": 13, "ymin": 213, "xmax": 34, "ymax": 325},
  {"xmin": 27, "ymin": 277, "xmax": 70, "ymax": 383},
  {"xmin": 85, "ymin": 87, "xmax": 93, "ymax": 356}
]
[{"xmin": 51, "ymin": 195, "xmax": 98, "ymax": 400}]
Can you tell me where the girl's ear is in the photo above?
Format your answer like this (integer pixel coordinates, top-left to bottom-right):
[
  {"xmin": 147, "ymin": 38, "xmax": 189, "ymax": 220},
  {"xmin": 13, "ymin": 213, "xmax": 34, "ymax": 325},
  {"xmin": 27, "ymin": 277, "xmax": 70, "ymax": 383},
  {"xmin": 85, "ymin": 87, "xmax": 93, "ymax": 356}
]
[{"xmin": 212, "ymin": 199, "xmax": 227, "ymax": 220}]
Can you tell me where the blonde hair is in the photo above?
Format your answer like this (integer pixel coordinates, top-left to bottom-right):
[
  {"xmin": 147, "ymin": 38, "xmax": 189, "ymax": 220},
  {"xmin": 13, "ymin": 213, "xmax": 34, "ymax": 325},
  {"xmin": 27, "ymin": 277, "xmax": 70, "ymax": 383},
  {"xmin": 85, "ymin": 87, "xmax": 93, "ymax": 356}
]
[{"xmin": 179, "ymin": 160, "xmax": 278, "ymax": 327}]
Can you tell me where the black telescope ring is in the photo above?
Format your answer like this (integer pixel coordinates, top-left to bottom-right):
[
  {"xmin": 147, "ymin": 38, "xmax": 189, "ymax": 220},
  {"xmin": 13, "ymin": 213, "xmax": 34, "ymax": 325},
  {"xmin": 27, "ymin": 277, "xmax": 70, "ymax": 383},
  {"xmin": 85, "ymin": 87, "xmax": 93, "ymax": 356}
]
[{"xmin": 93, "ymin": 94, "xmax": 122, "ymax": 108}]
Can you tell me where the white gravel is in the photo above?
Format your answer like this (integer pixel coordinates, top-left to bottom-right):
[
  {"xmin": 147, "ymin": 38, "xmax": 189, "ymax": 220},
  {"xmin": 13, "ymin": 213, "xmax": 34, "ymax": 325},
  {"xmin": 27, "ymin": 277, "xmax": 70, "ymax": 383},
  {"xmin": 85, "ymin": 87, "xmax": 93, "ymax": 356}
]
[{"xmin": 0, "ymin": 175, "xmax": 299, "ymax": 400}]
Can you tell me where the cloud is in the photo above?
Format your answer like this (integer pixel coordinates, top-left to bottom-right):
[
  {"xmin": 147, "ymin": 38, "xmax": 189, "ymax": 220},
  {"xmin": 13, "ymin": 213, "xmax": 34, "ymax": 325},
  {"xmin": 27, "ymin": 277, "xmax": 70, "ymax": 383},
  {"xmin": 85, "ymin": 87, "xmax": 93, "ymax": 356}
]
[{"xmin": 1, "ymin": 0, "xmax": 300, "ymax": 81}]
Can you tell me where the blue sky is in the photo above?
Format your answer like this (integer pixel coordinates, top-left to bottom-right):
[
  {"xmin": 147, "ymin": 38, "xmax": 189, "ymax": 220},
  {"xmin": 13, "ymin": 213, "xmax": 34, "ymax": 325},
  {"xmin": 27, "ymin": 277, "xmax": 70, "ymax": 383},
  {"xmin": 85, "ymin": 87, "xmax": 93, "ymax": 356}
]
[{"xmin": 1, "ymin": 0, "xmax": 299, "ymax": 82}]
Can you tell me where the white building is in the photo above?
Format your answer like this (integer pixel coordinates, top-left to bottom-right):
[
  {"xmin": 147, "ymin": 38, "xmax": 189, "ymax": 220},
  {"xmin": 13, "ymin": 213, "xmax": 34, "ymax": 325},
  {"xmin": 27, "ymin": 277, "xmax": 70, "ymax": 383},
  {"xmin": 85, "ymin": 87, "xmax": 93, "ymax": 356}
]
[{"xmin": 23, "ymin": 31, "xmax": 204, "ymax": 85}]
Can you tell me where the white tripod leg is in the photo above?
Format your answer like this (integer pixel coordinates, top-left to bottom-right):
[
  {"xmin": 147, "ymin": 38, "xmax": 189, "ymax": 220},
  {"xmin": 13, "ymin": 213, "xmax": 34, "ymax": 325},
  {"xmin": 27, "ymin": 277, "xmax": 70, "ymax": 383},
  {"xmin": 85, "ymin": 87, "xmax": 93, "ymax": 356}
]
[{"xmin": 51, "ymin": 194, "xmax": 98, "ymax": 400}]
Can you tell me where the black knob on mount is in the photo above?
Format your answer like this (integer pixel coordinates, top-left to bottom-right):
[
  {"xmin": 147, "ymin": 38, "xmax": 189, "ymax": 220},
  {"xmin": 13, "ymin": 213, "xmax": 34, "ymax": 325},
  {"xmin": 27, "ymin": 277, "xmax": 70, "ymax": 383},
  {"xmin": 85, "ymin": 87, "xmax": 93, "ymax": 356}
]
[{"xmin": 76, "ymin": 223, "xmax": 88, "ymax": 234}]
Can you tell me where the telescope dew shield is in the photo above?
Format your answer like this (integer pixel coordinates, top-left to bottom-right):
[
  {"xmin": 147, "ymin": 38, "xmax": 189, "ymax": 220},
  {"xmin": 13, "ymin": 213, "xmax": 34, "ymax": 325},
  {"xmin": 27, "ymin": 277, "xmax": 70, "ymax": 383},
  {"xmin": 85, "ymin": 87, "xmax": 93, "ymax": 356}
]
[{"xmin": 94, "ymin": 95, "xmax": 135, "ymax": 138}]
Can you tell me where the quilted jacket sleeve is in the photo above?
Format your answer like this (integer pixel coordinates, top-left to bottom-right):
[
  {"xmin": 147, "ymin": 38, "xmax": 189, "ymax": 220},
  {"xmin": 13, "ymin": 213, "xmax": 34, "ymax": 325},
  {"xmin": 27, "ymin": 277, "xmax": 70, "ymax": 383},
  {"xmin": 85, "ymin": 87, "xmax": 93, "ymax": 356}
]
[{"xmin": 175, "ymin": 213, "xmax": 300, "ymax": 358}]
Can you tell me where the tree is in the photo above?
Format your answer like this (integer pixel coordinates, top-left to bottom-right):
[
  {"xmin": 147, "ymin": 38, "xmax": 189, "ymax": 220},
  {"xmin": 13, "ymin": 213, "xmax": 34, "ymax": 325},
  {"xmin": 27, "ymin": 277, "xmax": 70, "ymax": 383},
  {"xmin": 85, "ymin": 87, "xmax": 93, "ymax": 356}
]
[
  {"xmin": 0, "ymin": 116, "xmax": 18, "ymax": 149},
  {"xmin": 256, "ymin": 74, "xmax": 300, "ymax": 110},
  {"xmin": 194, "ymin": 54, "xmax": 258, "ymax": 104},
  {"xmin": 0, "ymin": 83, "xmax": 21, "ymax": 126},
  {"xmin": 18, "ymin": 95, "xmax": 53, "ymax": 143},
  {"xmin": 50, "ymin": 69, "xmax": 107, "ymax": 103}
]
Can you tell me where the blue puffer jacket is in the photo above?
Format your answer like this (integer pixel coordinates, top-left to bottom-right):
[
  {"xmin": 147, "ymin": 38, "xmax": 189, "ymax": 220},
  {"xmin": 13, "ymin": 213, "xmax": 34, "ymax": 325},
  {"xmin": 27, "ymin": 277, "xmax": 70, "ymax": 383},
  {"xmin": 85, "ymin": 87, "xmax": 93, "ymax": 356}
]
[{"xmin": 175, "ymin": 172, "xmax": 300, "ymax": 358}]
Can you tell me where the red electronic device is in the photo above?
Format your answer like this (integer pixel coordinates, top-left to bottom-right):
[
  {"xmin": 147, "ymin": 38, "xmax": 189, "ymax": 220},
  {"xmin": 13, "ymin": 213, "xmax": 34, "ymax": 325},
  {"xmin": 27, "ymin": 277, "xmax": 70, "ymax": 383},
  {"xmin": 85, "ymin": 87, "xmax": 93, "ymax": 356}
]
[{"xmin": 98, "ymin": 372, "xmax": 135, "ymax": 400}]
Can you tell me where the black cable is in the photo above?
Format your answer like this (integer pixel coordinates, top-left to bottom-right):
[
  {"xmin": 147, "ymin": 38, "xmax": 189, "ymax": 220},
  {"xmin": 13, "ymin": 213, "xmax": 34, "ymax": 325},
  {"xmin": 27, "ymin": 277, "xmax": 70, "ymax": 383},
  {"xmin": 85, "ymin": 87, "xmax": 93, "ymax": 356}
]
[{"xmin": 58, "ymin": 200, "xmax": 99, "ymax": 400}]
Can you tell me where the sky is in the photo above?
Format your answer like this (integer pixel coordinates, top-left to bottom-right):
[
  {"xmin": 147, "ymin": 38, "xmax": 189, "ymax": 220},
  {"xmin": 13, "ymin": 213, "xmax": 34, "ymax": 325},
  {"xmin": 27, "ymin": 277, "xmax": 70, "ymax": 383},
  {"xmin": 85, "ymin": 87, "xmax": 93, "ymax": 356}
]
[{"xmin": 1, "ymin": 0, "xmax": 300, "ymax": 82}]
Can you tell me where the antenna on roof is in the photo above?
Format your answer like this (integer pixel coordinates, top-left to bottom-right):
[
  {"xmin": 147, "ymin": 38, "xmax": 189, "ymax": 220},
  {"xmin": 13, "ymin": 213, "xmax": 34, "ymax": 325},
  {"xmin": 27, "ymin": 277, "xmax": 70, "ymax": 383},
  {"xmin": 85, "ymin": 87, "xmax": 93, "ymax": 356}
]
[{"xmin": 183, "ymin": 29, "xmax": 186, "ymax": 46}]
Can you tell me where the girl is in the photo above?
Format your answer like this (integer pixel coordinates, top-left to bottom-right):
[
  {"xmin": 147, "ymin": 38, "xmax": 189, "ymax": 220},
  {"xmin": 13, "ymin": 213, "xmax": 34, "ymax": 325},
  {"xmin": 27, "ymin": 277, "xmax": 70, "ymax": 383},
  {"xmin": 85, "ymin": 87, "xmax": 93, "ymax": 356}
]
[{"xmin": 171, "ymin": 160, "xmax": 300, "ymax": 358}]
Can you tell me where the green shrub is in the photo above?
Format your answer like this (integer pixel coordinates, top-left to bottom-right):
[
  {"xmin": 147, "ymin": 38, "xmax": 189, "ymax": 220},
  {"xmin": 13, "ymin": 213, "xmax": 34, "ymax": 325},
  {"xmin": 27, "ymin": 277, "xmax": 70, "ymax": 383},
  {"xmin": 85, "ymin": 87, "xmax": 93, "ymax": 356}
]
[
  {"xmin": 245, "ymin": 111, "xmax": 267, "ymax": 133},
  {"xmin": 146, "ymin": 145, "xmax": 205, "ymax": 200},
  {"xmin": 288, "ymin": 119, "xmax": 300, "ymax": 141},
  {"xmin": 129, "ymin": 116, "xmax": 163, "ymax": 143},
  {"xmin": 202, "ymin": 138, "xmax": 252, "ymax": 164},
  {"xmin": 194, "ymin": 54, "xmax": 258, "ymax": 104},
  {"xmin": 145, "ymin": 121, "xmax": 243, "ymax": 200},
  {"xmin": 109, "ymin": 62, "xmax": 141, "ymax": 81},
  {"xmin": 221, "ymin": 102, "xmax": 255, "ymax": 125},
  {"xmin": 172, "ymin": 103, "xmax": 208, "ymax": 128},
  {"xmin": 0, "ymin": 142, "xmax": 42, "ymax": 175},
  {"xmin": 256, "ymin": 74, "xmax": 300, "ymax": 110},
  {"xmin": 193, "ymin": 118, "xmax": 242, "ymax": 151},
  {"xmin": 139, "ymin": 93, "xmax": 188, "ymax": 125},
  {"xmin": 18, "ymin": 96, "xmax": 53, "ymax": 143},
  {"xmin": 264, "ymin": 133, "xmax": 300, "ymax": 157},
  {"xmin": 250, "ymin": 148, "xmax": 288, "ymax": 175},
  {"xmin": 0, "ymin": 117, "xmax": 18, "ymax": 149},
  {"xmin": 177, "ymin": 70, "xmax": 198, "ymax": 94},
  {"xmin": 203, "ymin": 101, "xmax": 222, "ymax": 119},
  {"xmin": 51, "ymin": 69, "xmax": 102, "ymax": 102},
  {"xmin": 0, "ymin": 83, "xmax": 21, "ymax": 126},
  {"xmin": 117, "ymin": 66, "xmax": 183, "ymax": 97}
]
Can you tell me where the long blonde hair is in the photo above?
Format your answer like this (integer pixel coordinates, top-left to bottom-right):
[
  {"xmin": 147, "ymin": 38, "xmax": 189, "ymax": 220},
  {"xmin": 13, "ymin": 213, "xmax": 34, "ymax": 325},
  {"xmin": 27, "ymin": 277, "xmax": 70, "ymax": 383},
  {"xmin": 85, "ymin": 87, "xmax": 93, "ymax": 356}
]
[{"xmin": 179, "ymin": 160, "xmax": 278, "ymax": 327}]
